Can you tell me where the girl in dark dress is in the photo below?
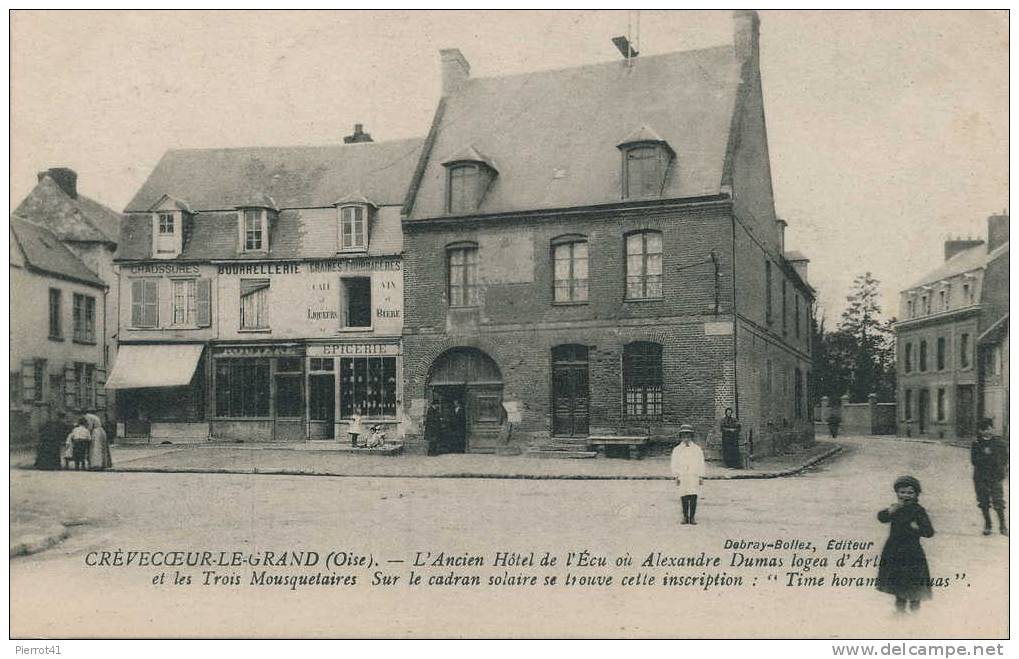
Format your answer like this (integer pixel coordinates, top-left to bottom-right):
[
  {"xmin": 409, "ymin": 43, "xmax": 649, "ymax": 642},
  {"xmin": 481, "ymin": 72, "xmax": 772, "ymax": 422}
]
[{"xmin": 876, "ymin": 475, "xmax": 935, "ymax": 613}]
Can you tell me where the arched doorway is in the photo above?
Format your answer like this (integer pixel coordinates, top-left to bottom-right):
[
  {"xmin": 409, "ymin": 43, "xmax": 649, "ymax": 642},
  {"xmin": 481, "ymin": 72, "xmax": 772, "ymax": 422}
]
[{"xmin": 427, "ymin": 347, "xmax": 504, "ymax": 452}]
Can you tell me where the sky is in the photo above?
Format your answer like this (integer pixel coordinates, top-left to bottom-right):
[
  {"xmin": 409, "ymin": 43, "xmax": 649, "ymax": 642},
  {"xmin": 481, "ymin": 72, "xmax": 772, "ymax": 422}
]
[{"xmin": 10, "ymin": 10, "xmax": 1008, "ymax": 321}]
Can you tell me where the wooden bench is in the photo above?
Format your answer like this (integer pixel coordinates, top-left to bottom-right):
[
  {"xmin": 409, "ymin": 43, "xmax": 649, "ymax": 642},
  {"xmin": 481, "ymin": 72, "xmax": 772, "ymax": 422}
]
[{"xmin": 586, "ymin": 435, "xmax": 649, "ymax": 460}]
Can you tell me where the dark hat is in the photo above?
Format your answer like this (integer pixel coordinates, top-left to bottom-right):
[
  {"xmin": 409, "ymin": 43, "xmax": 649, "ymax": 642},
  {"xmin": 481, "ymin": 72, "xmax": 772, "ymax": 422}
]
[{"xmin": 893, "ymin": 475, "xmax": 922, "ymax": 494}]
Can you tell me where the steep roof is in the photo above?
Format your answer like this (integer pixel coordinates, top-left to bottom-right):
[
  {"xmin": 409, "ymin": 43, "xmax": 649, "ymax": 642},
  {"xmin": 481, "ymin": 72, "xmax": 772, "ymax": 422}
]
[
  {"xmin": 13, "ymin": 175, "xmax": 121, "ymax": 244},
  {"xmin": 406, "ymin": 45, "xmax": 741, "ymax": 219},
  {"xmin": 906, "ymin": 241, "xmax": 1009, "ymax": 290},
  {"xmin": 10, "ymin": 216, "xmax": 105, "ymax": 287},
  {"xmin": 126, "ymin": 138, "xmax": 423, "ymax": 213}
]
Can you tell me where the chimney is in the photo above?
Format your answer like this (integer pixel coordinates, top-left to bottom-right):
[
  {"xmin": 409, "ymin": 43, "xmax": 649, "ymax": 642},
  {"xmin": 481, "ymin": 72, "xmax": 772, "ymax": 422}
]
[
  {"xmin": 987, "ymin": 214, "xmax": 1009, "ymax": 252},
  {"xmin": 944, "ymin": 238, "xmax": 984, "ymax": 261},
  {"xmin": 733, "ymin": 10, "xmax": 761, "ymax": 66},
  {"xmin": 787, "ymin": 255, "xmax": 810, "ymax": 283},
  {"xmin": 343, "ymin": 123, "xmax": 373, "ymax": 144},
  {"xmin": 440, "ymin": 48, "xmax": 471, "ymax": 97},
  {"xmin": 775, "ymin": 218, "xmax": 787, "ymax": 253},
  {"xmin": 37, "ymin": 167, "xmax": 78, "ymax": 199}
]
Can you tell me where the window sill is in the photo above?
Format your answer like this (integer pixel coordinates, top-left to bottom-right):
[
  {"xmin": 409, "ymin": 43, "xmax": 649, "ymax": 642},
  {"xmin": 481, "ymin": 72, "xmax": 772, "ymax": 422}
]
[
  {"xmin": 623, "ymin": 297, "xmax": 663, "ymax": 304},
  {"xmin": 170, "ymin": 325, "xmax": 203, "ymax": 330},
  {"xmin": 448, "ymin": 305, "xmax": 480, "ymax": 310},
  {"xmin": 48, "ymin": 335, "xmax": 64, "ymax": 342},
  {"xmin": 337, "ymin": 247, "xmax": 369, "ymax": 255},
  {"xmin": 72, "ymin": 339, "xmax": 98, "ymax": 346},
  {"xmin": 238, "ymin": 328, "xmax": 272, "ymax": 334},
  {"xmin": 336, "ymin": 325, "xmax": 374, "ymax": 333},
  {"xmin": 552, "ymin": 301, "xmax": 589, "ymax": 307},
  {"xmin": 128, "ymin": 327, "xmax": 161, "ymax": 331}
]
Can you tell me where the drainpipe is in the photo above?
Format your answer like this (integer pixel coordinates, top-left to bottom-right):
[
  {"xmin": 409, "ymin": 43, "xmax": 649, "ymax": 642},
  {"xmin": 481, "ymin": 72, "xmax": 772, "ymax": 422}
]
[{"xmin": 731, "ymin": 214, "xmax": 740, "ymax": 418}]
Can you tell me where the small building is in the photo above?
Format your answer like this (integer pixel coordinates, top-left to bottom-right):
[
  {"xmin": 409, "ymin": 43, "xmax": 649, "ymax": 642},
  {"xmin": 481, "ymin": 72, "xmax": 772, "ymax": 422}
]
[
  {"xmin": 10, "ymin": 216, "xmax": 109, "ymax": 443},
  {"xmin": 894, "ymin": 214, "xmax": 1009, "ymax": 439},
  {"xmin": 10, "ymin": 168, "xmax": 120, "ymax": 444},
  {"xmin": 109, "ymin": 132, "xmax": 422, "ymax": 442},
  {"xmin": 400, "ymin": 12, "xmax": 814, "ymax": 456}
]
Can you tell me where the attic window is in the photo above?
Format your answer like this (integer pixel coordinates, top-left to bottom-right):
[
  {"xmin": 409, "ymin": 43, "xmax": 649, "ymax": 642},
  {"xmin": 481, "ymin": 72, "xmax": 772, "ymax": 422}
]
[
  {"xmin": 622, "ymin": 145, "xmax": 671, "ymax": 198},
  {"xmin": 239, "ymin": 208, "xmax": 272, "ymax": 253},
  {"xmin": 155, "ymin": 211, "xmax": 178, "ymax": 255},
  {"xmin": 617, "ymin": 127, "xmax": 675, "ymax": 199},
  {"xmin": 338, "ymin": 205, "xmax": 369, "ymax": 252},
  {"xmin": 442, "ymin": 148, "xmax": 498, "ymax": 215}
]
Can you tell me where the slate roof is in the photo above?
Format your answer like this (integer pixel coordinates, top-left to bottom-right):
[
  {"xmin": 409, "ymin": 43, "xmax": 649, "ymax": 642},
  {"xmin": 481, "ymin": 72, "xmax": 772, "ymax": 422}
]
[
  {"xmin": 10, "ymin": 216, "xmax": 105, "ymax": 287},
  {"xmin": 406, "ymin": 45, "xmax": 742, "ymax": 219},
  {"xmin": 906, "ymin": 241, "xmax": 1009, "ymax": 290},
  {"xmin": 126, "ymin": 138, "xmax": 423, "ymax": 213},
  {"xmin": 13, "ymin": 175, "xmax": 121, "ymax": 244}
]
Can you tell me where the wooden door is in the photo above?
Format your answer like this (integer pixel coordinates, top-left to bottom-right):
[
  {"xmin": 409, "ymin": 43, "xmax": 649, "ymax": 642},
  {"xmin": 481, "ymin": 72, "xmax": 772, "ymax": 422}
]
[
  {"xmin": 552, "ymin": 345, "xmax": 590, "ymax": 437},
  {"xmin": 956, "ymin": 385, "xmax": 975, "ymax": 438}
]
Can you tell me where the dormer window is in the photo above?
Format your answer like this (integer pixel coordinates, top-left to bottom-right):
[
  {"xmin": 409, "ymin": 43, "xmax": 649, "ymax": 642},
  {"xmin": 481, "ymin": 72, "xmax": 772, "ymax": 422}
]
[
  {"xmin": 156, "ymin": 212, "xmax": 177, "ymax": 253},
  {"xmin": 339, "ymin": 205, "xmax": 368, "ymax": 251},
  {"xmin": 617, "ymin": 126, "xmax": 675, "ymax": 200},
  {"xmin": 442, "ymin": 146, "xmax": 498, "ymax": 215},
  {"xmin": 238, "ymin": 207, "xmax": 274, "ymax": 253},
  {"xmin": 148, "ymin": 195, "xmax": 192, "ymax": 259},
  {"xmin": 333, "ymin": 194, "xmax": 376, "ymax": 253}
]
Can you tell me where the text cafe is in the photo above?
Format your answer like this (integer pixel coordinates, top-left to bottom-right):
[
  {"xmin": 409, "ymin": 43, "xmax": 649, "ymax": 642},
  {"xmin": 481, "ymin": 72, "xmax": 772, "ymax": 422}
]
[{"xmin": 209, "ymin": 340, "xmax": 403, "ymax": 442}]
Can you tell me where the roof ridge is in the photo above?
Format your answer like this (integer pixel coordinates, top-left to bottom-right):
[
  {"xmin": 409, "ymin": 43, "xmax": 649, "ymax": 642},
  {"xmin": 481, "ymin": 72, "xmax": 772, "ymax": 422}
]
[
  {"xmin": 468, "ymin": 43, "xmax": 733, "ymax": 85},
  {"xmin": 160, "ymin": 136, "xmax": 424, "ymax": 155}
]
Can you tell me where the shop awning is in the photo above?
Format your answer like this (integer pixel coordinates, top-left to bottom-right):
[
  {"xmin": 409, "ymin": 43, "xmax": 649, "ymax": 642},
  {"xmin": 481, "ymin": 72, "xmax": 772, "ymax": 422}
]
[{"xmin": 105, "ymin": 344, "xmax": 204, "ymax": 389}]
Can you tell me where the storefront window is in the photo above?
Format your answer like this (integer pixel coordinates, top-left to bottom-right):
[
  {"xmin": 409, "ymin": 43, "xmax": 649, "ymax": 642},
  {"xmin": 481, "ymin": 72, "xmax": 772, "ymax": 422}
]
[
  {"xmin": 340, "ymin": 357, "xmax": 397, "ymax": 418},
  {"xmin": 215, "ymin": 359, "xmax": 270, "ymax": 417}
]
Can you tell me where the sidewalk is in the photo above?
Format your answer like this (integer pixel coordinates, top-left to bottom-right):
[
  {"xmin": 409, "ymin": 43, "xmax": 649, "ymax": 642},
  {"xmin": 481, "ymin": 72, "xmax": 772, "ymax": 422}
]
[
  {"xmin": 9, "ymin": 507, "xmax": 69, "ymax": 558},
  {"xmin": 95, "ymin": 439, "xmax": 845, "ymax": 480}
]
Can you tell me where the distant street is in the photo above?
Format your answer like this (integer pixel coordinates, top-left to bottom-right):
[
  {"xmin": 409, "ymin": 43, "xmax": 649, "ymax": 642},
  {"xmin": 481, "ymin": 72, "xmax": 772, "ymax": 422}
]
[{"xmin": 10, "ymin": 436, "xmax": 1008, "ymax": 639}]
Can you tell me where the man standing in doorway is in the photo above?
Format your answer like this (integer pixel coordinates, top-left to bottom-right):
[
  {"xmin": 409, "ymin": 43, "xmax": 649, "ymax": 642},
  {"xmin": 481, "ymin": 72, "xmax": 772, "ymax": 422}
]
[
  {"xmin": 450, "ymin": 399, "xmax": 467, "ymax": 453},
  {"xmin": 425, "ymin": 399, "xmax": 443, "ymax": 456},
  {"xmin": 720, "ymin": 407, "xmax": 742, "ymax": 468},
  {"xmin": 671, "ymin": 425, "xmax": 706, "ymax": 525}
]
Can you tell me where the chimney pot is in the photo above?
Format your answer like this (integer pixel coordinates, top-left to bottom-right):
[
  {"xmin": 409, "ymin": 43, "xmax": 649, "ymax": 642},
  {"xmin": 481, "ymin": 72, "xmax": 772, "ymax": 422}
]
[
  {"xmin": 38, "ymin": 167, "xmax": 78, "ymax": 199},
  {"xmin": 343, "ymin": 123, "xmax": 373, "ymax": 144},
  {"xmin": 440, "ymin": 48, "xmax": 471, "ymax": 97}
]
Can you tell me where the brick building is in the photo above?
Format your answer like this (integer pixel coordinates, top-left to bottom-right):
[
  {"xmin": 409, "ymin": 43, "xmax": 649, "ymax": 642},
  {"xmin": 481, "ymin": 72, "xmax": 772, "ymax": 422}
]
[
  {"xmin": 400, "ymin": 11, "xmax": 814, "ymax": 457},
  {"xmin": 109, "ymin": 131, "xmax": 422, "ymax": 442},
  {"xmin": 10, "ymin": 168, "xmax": 120, "ymax": 443},
  {"xmin": 894, "ymin": 214, "xmax": 1009, "ymax": 439}
]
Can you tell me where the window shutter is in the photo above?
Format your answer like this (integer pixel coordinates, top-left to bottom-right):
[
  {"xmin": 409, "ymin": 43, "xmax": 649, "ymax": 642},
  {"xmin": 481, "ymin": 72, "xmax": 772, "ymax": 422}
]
[
  {"xmin": 94, "ymin": 367, "xmax": 106, "ymax": 411},
  {"xmin": 20, "ymin": 360, "xmax": 34, "ymax": 404},
  {"xmin": 64, "ymin": 363, "xmax": 77, "ymax": 410},
  {"xmin": 131, "ymin": 280, "xmax": 144, "ymax": 327},
  {"xmin": 338, "ymin": 280, "xmax": 348, "ymax": 328},
  {"xmin": 143, "ymin": 280, "xmax": 159, "ymax": 327},
  {"xmin": 196, "ymin": 278, "xmax": 212, "ymax": 327}
]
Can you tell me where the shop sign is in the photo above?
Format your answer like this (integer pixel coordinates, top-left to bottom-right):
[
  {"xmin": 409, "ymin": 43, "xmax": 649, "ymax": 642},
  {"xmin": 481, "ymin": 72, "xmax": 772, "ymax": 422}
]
[
  {"xmin": 214, "ymin": 344, "xmax": 305, "ymax": 358},
  {"xmin": 129, "ymin": 263, "xmax": 201, "ymax": 275},
  {"xmin": 307, "ymin": 343, "xmax": 400, "ymax": 357}
]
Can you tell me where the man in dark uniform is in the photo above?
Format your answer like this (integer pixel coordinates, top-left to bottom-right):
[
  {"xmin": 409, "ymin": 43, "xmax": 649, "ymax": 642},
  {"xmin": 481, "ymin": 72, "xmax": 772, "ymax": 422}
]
[
  {"xmin": 720, "ymin": 407, "xmax": 742, "ymax": 468},
  {"xmin": 34, "ymin": 410, "xmax": 70, "ymax": 470},
  {"xmin": 450, "ymin": 400, "xmax": 467, "ymax": 453},
  {"xmin": 972, "ymin": 418, "xmax": 1008, "ymax": 536},
  {"xmin": 424, "ymin": 399, "xmax": 443, "ymax": 456}
]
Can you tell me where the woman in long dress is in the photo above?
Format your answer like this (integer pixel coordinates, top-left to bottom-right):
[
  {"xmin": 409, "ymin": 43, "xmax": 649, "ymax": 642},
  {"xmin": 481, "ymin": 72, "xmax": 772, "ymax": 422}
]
[{"xmin": 86, "ymin": 411, "xmax": 113, "ymax": 470}]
